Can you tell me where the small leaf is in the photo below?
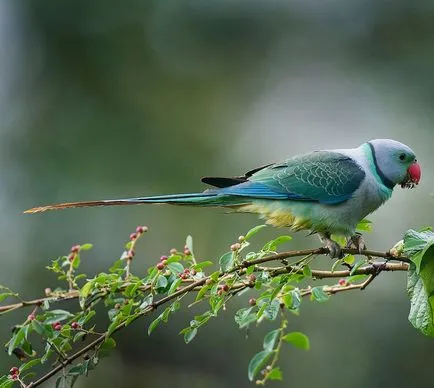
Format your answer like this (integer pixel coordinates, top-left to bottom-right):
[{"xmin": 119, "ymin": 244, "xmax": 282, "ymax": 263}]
[
  {"xmin": 155, "ymin": 274, "xmax": 168, "ymax": 290},
  {"xmin": 167, "ymin": 262, "xmax": 184, "ymax": 275},
  {"xmin": 263, "ymin": 299, "xmax": 280, "ymax": 320},
  {"xmin": 80, "ymin": 243, "xmax": 93, "ymax": 251},
  {"xmin": 263, "ymin": 329, "xmax": 280, "ymax": 352},
  {"xmin": 185, "ymin": 235, "xmax": 194, "ymax": 254},
  {"xmin": 344, "ymin": 255, "xmax": 355, "ymax": 265},
  {"xmin": 234, "ymin": 307, "xmax": 256, "ymax": 329},
  {"xmin": 168, "ymin": 278, "xmax": 182, "ymax": 295},
  {"xmin": 263, "ymin": 235, "xmax": 292, "ymax": 252},
  {"xmin": 282, "ymin": 331, "xmax": 310, "ymax": 350},
  {"xmin": 8, "ymin": 327, "xmax": 26, "ymax": 355},
  {"xmin": 219, "ymin": 252, "xmax": 234, "ymax": 272},
  {"xmin": 303, "ymin": 265, "xmax": 312, "ymax": 278},
  {"xmin": 192, "ymin": 261, "xmax": 213, "ymax": 271},
  {"xmin": 183, "ymin": 327, "xmax": 197, "ymax": 344},
  {"xmin": 310, "ymin": 287, "xmax": 329, "ymax": 303},
  {"xmin": 267, "ymin": 367, "xmax": 283, "ymax": 381},
  {"xmin": 245, "ymin": 224, "xmax": 267, "ymax": 241},
  {"xmin": 248, "ymin": 350, "xmax": 272, "ymax": 381},
  {"xmin": 148, "ymin": 316, "xmax": 161, "ymax": 335},
  {"xmin": 139, "ymin": 294, "xmax": 154, "ymax": 310}
]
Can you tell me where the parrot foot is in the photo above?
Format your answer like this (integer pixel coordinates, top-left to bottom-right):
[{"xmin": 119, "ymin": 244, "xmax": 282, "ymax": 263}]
[
  {"xmin": 319, "ymin": 234, "xmax": 343, "ymax": 259},
  {"xmin": 346, "ymin": 233, "xmax": 366, "ymax": 254}
]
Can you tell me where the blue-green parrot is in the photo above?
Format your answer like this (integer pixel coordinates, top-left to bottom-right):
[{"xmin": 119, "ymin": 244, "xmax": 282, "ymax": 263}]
[{"xmin": 25, "ymin": 139, "xmax": 421, "ymax": 257}]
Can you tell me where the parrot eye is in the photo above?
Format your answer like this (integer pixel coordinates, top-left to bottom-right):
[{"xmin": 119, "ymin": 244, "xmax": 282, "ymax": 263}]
[{"xmin": 399, "ymin": 153, "xmax": 406, "ymax": 161}]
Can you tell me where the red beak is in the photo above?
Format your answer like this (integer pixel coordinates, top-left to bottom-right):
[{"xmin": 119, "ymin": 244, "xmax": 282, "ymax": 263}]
[{"xmin": 408, "ymin": 161, "xmax": 421, "ymax": 185}]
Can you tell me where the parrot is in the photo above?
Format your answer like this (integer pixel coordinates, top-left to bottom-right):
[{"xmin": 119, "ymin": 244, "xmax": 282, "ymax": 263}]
[{"xmin": 24, "ymin": 139, "xmax": 421, "ymax": 258}]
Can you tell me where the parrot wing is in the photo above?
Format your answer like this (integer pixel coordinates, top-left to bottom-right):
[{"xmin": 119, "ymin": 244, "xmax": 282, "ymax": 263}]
[{"xmin": 203, "ymin": 151, "xmax": 366, "ymax": 205}]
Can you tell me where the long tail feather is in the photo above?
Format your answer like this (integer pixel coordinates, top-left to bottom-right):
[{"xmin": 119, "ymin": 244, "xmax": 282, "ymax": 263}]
[{"xmin": 23, "ymin": 192, "xmax": 249, "ymax": 214}]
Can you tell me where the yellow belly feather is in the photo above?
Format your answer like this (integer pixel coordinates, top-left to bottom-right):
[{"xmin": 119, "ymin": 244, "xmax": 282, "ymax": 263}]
[{"xmin": 237, "ymin": 203, "xmax": 313, "ymax": 231}]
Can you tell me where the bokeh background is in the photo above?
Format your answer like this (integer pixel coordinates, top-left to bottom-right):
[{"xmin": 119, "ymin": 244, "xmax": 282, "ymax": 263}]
[{"xmin": 0, "ymin": 1, "xmax": 433, "ymax": 387}]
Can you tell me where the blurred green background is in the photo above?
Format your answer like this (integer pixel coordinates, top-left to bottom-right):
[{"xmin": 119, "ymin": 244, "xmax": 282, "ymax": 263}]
[{"xmin": 0, "ymin": 1, "xmax": 433, "ymax": 387}]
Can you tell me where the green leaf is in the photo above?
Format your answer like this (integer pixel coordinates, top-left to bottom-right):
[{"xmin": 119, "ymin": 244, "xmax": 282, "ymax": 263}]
[
  {"xmin": 344, "ymin": 255, "xmax": 355, "ymax": 265},
  {"xmin": 404, "ymin": 229, "xmax": 434, "ymax": 336},
  {"xmin": 44, "ymin": 309, "xmax": 74, "ymax": 324},
  {"xmin": 303, "ymin": 265, "xmax": 312, "ymax": 278},
  {"xmin": 155, "ymin": 274, "xmax": 168, "ymax": 290},
  {"xmin": 282, "ymin": 331, "xmax": 310, "ymax": 350},
  {"xmin": 234, "ymin": 307, "xmax": 256, "ymax": 329},
  {"xmin": 268, "ymin": 367, "xmax": 283, "ymax": 381},
  {"xmin": 263, "ymin": 299, "xmax": 280, "ymax": 320},
  {"xmin": 139, "ymin": 294, "xmax": 154, "ymax": 310},
  {"xmin": 168, "ymin": 278, "xmax": 182, "ymax": 295},
  {"xmin": 19, "ymin": 358, "xmax": 41, "ymax": 373},
  {"xmin": 192, "ymin": 261, "xmax": 214, "ymax": 271},
  {"xmin": 148, "ymin": 316, "xmax": 161, "ymax": 335},
  {"xmin": 263, "ymin": 235, "xmax": 292, "ymax": 252},
  {"xmin": 80, "ymin": 243, "xmax": 93, "ymax": 251},
  {"xmin": 248, "ymin": 350, "xmax": 272, "ymax": 381},
  {"xmin": 185, "ymin": 235, "xmax": 194, "ymax": 255},
  {"xmin": 195, "ymin": 284, "xmax": 211, "ymax": 302},
  {"xmin": 310, "ymin": 286, "xmax": 329, "ymax": 303},
  {"xmin": 167, "ymin": 262, "xmax": 184, "ymax": 275},
  {"xmin": 346, "ymin": 274, "xmax": 368, "ymax": 284},
  {"xmin": 183, "ymin": 327, "xmax": 198, "ymax": 344},
  {"xmin": 80, "ymin": 281, "xmax": 94, "ymax": 299},
  {"xmin": 8, "ymin": 326, "xmax": 26, "ymax": 355},
  {"xmin": 0, "ymin": 292, "xmax": 15, "ymax": 303},
  {"xmin": 245, "ymin": 224, "xmax": 267, "ymax": 241},
  {"xmin": 263, "ymin": 329, "xmax": 280, "ymax": 352},
  {"xmin": 219, "ymin": 252, "xmax": 234, "ymax": 272}
]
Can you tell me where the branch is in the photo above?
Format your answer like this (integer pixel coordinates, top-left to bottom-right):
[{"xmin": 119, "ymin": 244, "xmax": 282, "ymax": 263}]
[{"xmin": 0, "ymin": 243, "xmax": 410, "ymax": 387}]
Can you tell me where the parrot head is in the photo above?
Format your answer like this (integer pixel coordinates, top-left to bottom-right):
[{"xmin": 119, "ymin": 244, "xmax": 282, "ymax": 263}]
[{"xmin": 368, "ymin": 139, "xmax": 421, "ymax": 189}]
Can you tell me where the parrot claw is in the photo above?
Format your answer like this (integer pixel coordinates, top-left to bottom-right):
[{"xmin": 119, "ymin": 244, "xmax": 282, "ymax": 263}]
[
  {"xmin": 319, "ymin": 234, "xmax": 343, "ymax": 259},
  {"xmin": 346, "ymin": 233, "xmax": 366, "ymax": 253}
]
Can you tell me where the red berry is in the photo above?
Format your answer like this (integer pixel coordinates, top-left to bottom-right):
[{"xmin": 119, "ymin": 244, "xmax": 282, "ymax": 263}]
[
  {"xmin": 183, "ymin": 248, "xmax": 191, "ymax": 256},
  {"xmin": 68, "ymin": 253, "xmax": 75, "ymax": 262},
  {"xmin": 9, "ymin": 367, "xmax": 19, "ymax": 375},
  {"xmin": 136, "ymin": 226, "xmax": 148, "ymax": 234},
  {"xmin": 184, "ymin": 268, "xmax": 190, "ymax": 274},
  {"xmin": 70, "ymin": 245, "xmax": 80, "ymax": 253},
  {"xmin": 180, "ymin": 273, "xmax": 188, "ymax": 280},
  {"xmin": 338, "ymin": 278, "xmax": 347, "ymax": 286},
  {"xmin": 222, "ymin": 284, "xmax": 229, "ymax": 292},
  {"xmin": 160, "ymin": 255, "xmax": 168, "ymax": 262},
  {"xmin": 156, "ymin": 262, "xmax": 165, "ymax": 270},
  {"xmin": 249, "ymin": 298, "xmax": 257, "ymax": 306},
  {"xmin": 10, "ymin": 374, "xmax": 18, "ymax": 380},
  {"xmin": 129, "ymin": 233, "xmax": 137, "ymax": 240},
  {"xmin": 128, "ymin": 250, "xmax": 135, "ymax": 258},
  {"xmin": 53, "ymin": 323, "xmax": 62, "ymax": 331},
  {"xmin": 71, "ymin": 322, "xmax": 80, "ymax": 330},
  {"xmin": 27, "ymin": 314, "xmax": 35, "ymax": 321}
]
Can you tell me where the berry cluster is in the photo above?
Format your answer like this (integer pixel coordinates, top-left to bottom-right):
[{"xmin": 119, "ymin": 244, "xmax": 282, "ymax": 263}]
[
  {"xmin": 126, "ymin": 226, "xmax": 148, "ymax": 260},
  {"xmin": 68, "ymin": 244, "xmax": 81, "ymax": 262},
  {"xmin": 156, "ymin": 255, "xmax": 168, "ymax": 271},
  {"xmin": 9, "ymin": 367, "xmax": 19, "ymax": 381},
  {"xmin": 217, "ymin": 283, "xmax": 230, "ymax": 296},
  {"xmin": 179, "ymin": 268, "xmax": 196, "ymax": 280}
]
